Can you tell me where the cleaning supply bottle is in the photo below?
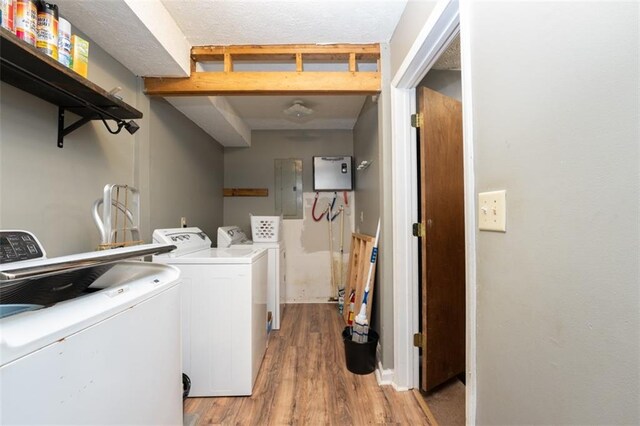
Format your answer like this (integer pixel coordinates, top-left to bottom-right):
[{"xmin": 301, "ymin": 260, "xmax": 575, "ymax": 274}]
[
  {"xmin": 15, "ymin": 0, "xmax": 37, "ymax": 45},
  {"xmin": 347, "ymin": 290, "xmax": 356, "ymax": 327},
  {"xmin": 1, "ymin": 0, "xmax": 16, "ymax": 33},
  {"xmin": 36, "ymin": 1, "xmax": 58, "ymax": 60}
]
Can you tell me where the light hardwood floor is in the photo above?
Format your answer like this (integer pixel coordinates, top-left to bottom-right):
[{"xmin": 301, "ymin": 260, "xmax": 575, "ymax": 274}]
[{"xmin": 184, "ymin": 303, "xmax": 431, "ymax": 425}]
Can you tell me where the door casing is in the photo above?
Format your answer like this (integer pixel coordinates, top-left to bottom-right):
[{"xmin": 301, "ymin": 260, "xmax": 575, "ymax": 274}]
[{"xmin": 389, "ymin": 0, "xmax": 477, "ymax": 423}]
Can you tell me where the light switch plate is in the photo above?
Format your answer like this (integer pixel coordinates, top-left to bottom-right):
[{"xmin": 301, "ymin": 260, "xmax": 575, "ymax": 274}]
[{"xmin": 478, "ymin": 190, "xmax": 506, "ymax": 232}]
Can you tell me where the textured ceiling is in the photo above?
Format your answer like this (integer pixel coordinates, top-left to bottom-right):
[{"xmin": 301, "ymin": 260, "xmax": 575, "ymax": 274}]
[
  {"xmin": 54, "ymin": 0, "xmax": 408, "ymax": 143},
  {"xmin": 56, "ymin": 0, "xmax": 191, "ymax": 76},
  {"xmin": 161, "ymin": 0, "xmax": 408, "ymax": 45},
  {"xmin": 433, "ymin": 35, "xmax": 460, "ymax": 70},
  {"xmin": 226, "ymin": 96, "xmax": 367, "ymax": 130}
]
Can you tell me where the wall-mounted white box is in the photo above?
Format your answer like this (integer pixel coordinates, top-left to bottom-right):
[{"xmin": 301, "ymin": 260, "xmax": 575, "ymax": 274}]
[{"xmin": 313, "ymin": 156, "xmax": 353, "ymax": 191}]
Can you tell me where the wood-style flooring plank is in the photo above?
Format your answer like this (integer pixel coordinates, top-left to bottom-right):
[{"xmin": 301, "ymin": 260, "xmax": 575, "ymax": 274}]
[{"xmin": 184, "ymin": 303, "xmax": 432, "ymax": 425}]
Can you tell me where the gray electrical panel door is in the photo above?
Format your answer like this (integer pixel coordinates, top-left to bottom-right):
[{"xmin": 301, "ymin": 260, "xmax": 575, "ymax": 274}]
[
  {"xmin": 313, "ymin": 156, "xmax": 353, "ymax": 191},
  {"xmin": 275, "ymin": 159, "xmax": 303, "ymax": 219}
]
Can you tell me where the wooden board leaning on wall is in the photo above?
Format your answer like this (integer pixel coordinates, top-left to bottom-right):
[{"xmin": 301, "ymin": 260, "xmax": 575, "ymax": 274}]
[{"xmin": 343, "ymin": 232, "xmax": 378, "ymax": 325}]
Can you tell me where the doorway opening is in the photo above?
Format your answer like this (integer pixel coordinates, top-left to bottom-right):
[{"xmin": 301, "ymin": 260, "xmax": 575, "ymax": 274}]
[
  {"xmin": 389, "ymin": 0, "xmax": 476, "ymax": 423},
  {"xmin": 415, "ymin": 35, "xmax": 466, "ymax": 426}
]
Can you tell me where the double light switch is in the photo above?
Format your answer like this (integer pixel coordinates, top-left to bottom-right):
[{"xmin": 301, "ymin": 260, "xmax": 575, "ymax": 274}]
[{"xmin": 478, "ymin": 190, "xmax": 506, "ymax": 232}]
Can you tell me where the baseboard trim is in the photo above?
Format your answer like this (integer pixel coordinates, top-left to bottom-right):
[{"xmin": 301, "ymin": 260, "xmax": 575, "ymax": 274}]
[
  {"xmin": 375, "ymin": 361, "xmax": 394, "ymax": 386},
  {"xmin": 391, "ymin": 381, "xmax": 410, "ymax": 392}
]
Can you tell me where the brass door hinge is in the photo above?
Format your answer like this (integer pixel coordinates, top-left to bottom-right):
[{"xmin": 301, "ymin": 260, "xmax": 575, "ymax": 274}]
[
  {"xmin": 413, "ymin": 332, "xmax": 426, "ymax": 350},
  {"xmin": 412, "ymin": 222, "xmax": 425, "ymax": 238},
  {"xmin": 411, "ymin": 113, "xmax": 423, "ymax": 129}
]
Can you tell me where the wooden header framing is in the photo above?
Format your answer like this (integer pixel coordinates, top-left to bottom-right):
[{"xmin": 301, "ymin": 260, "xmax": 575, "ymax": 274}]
[
  {"xmin": 144, "ymin": 43, "xmax": 380, "ymax": 96},
  {"xmin": 223, "ymin": 188, "xmax": 268, "ymax": 197}
]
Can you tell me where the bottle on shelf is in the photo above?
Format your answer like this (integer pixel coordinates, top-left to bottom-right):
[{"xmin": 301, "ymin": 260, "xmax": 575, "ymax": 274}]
[
  {"xmin": 36, "ymin": 1, "xmax": 58, "ymax": 60},
  {"xmin": 1, "ymin": 0, "xmax": 16, "ymax": 33},
  {"xmin": 15, "ymin": 0, "xmax": 37, "ymax": 46}
]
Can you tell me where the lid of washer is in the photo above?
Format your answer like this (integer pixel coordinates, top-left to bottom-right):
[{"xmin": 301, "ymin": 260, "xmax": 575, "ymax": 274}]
[{"xmin": 153, "ymin": 247, "xmax": 266, "ymax": 264}]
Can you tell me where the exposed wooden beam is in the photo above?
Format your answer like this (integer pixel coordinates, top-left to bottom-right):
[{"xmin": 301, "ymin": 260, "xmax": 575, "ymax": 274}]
[
  {"xmin": 145, "ymin": 72, "xmax": 380, "ymax": 96},
  {"xmin": 223, "ymin": 188, "xmax": 269, "ymax": 197},
  {"xmin": 191, "ymin": 43, "xmax": 380, "ymax": 61},
  {"xmin": 296, "ymin": 53, "xmax": 303, "ymax": 72},
  {"xmin": 223, "ymin": 53, "xmax": 233, "ymax": 72},
  {"xmin": 144, "ymin": 43, "xmax": 381, "ymax": 96}
]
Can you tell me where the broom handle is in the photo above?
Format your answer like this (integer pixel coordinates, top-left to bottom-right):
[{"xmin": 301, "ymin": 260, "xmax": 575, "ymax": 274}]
[
  {"xmin": 339, "ymin": 206, "xmax": 345, "ymax": 288},
  {"xmin": 361, "ymin": 219, "xmax": 380, "ymax": 306},
  {"xmin": 328, "ymin": 204, "xmax": 335, "ymax": 297}
]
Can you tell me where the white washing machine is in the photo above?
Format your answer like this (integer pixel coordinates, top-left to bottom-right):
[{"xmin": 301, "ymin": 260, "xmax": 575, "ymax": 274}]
[
  {"xmin": 153, "ymin": 227, "xmax": 268, "ymax": 397},
  {"xmin": 0, "ymin": 230, "xmax": 182, "ymax": 425},
  {"xmin": 218, "ymin": 225, "xmax": 286, "ymax": 330}
]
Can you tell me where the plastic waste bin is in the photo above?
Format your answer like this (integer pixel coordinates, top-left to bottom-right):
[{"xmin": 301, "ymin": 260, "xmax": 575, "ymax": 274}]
[
  {"xmin": 182, "ymin": 373, "xmax": 191, "ymax": 400},
  {"xmin": 342, "ymin": 327, "xmax": 379, "ymax": 375}
]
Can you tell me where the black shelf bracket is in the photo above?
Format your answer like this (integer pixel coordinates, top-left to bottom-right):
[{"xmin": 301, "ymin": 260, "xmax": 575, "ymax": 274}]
[
  {"xmin": 57, "ymin": 107, "xmax": 93, "ymax": 148},
  {"xmin": 2, "ymin": 29, "xmax": 143, "ymax": 149}
]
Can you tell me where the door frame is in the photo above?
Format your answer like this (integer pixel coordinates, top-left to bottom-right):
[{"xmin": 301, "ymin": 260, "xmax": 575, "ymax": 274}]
[{"xmin": 390, "ymin": 0, "xmax": 477, "ymax": 423}]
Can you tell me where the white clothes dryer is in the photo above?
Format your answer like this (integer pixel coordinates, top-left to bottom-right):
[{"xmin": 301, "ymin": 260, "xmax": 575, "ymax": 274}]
[
  {"xmin": 153, "ymin": 227, "xmax": 268, "ymax": 397},
  {"xmin": 218, "ymin": 225, "xmax": 286, "ymax": 331}
]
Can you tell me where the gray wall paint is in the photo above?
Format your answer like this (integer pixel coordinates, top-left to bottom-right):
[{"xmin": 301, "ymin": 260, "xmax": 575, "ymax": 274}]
[
  {"xmin": 354, "ymin": 98, "xmax": 380, "ymax": 238},
  {"xmin": 148, "ymin": 98, "xmax": 224, "ymax": 240},
  {"xmin": 377, "ymin": 42, "xmax": 395, "ymax": 369},
  {"xmin": 353, "ymin": 96, "xmax": 390, "ymax": 364},
  {"xmin": 0, "ymin": 30, "xmax": 138, "ymax": 256},
  {"xmin": 468, "ymin": 2, "xmax": 640, "ymax": 424},
  {"xmin": 223, "ymin": 129, "xmax": 353, "ymax": 233},
  {"xmin": 0, "ymin": 31, "xmax": 224, "ymax": 255},
  {"xmin": 389, "ymin": 0, "xmax": 437, "ymax": 79},
  {"xmin": 420, "ymin": 69, "xmax": 461, "ymax": 101}
]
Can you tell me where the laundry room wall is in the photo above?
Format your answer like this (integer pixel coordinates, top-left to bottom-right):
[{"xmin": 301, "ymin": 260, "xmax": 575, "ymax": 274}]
[
  {"xmin": 146, "ymin": 98, "xmax": 224, "ymax": 240},
  {"xmin": 223, "ymin": 129, "xmax": 355, "ymax": 303},
  {"xmin": 0, "ymin": 30, "xmax": 138, "ymax": 256},
  {"xmin": 352, "ymin": 95, "xmax": 390, "ymax": 357},
  {"xmin": 0, "ymin": 29, "xmax": 224, "ymax": 256}
]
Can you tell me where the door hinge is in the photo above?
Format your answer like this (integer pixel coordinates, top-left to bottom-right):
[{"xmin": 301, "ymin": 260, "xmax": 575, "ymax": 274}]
[
  {"xmin": 411, "ymin": 113, "xmax": 423, "ymax": 129},
  {"xmin": 413, "ymin": 332, "xmax": 426, "ymax": 350},
  {"xmin": 412, "ymin": 222, "xmax": 425, "ymax": 238}
]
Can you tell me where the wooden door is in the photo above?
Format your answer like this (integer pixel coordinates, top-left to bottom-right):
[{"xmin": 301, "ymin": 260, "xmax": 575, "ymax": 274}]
[{"xmin": 418, "ymin": 87, "xmax": 465, "ymax": 391}]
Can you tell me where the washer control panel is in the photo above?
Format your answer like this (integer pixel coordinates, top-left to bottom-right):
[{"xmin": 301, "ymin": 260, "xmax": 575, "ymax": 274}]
[
  {"xmin": 0, "ymin": 231, "xmax": 46, "ymax": 264},
  {"xmin": 152, "ymin": 227, "xmax": 211, "ymax": 256}
]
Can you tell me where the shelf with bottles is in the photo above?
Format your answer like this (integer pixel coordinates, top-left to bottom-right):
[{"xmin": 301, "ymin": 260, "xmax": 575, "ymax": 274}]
[{"xmin": 0, "ymin": 28, "xmax": 142, "ymax": 147}]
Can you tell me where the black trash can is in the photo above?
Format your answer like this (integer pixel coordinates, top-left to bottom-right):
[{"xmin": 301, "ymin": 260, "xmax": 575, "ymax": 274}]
[
  {"xmin": 342, "ymin": 327, "xmax": 379, "ymax": 375},
  {"xmin": 182, "ymin": 373, "xmax": 191, "ymax": 400}
]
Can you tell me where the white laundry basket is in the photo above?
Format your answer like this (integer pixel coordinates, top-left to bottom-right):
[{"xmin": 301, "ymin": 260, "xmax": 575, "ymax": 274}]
[{"xmin": 250, "ymin": 216, "xmax": 282, "ymax": 242}]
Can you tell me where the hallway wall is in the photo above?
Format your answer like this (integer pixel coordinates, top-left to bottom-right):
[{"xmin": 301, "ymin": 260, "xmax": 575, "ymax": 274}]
[
  {"xmin": 467, "ymin": 2, "xmax": 639, "ymax": 424},
  {"xmin": 389, "ymin": 0, "xmax": 438, "ymax": 78}
]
